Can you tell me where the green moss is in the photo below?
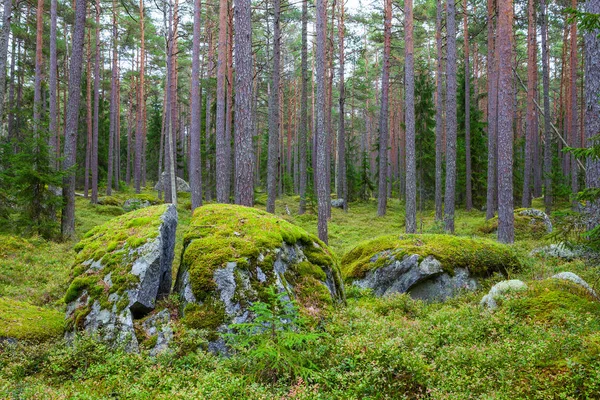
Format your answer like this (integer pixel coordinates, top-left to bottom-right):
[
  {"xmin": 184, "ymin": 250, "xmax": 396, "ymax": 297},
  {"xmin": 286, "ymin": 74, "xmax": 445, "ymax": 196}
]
[
  {"xmin": 342, "ymin": 234, "xmax": 522, "ymax": 280},
  {"xmin": 182, "ymin": 301, "xmax": 226, "ymax": 335},
  {"xmin": 0, "ymin": 298, "xmax": 64, "ymax": 342},
  {"xmin": 182, "ymin": 204, "xmax": 336, "ymax": 301},
  {"xmin": 179, "ymin": 204, "xmax": 344, "ymax": 331},
  {"xmin": 97, "ymin": 196, "xmax": 121, "ymax": 206},
  {"xmin": 65, "ymin": 205, "xmax": 169, "ymax": 321},
  {"xmin": 479, "ymin": 210, "xmax": 548, "ymax": 239},
  {"xmin": 503, "ymin": 279, "xmax": 600, "ymax": 323}
]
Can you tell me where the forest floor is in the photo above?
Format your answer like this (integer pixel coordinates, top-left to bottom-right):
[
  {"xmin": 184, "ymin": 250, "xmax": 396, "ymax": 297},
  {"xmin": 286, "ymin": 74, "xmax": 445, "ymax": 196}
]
[{"xmin": 1, "ymin": 188, "xmax": 600, "ymax": 398}]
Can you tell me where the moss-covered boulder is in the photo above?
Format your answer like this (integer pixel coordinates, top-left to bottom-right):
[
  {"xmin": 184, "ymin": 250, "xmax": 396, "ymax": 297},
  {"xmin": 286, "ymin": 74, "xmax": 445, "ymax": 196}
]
[
  {"xmin": 64, "ymin": 204, "xmax": 177, "ymax": 352},
  {"xmin": 342, "ymin": 234, "xmax": 521, "ymax": 301},
  {"xmin": 0, "ymin": 298, "xmax": 64, "ymax": 343},
  {"xmin": 479, "ymin": 208, "xmax": 552, "ymax": 239},
  {"xmin": 174, "ymin": 204, "xmax": 344, "ymax": 342}
]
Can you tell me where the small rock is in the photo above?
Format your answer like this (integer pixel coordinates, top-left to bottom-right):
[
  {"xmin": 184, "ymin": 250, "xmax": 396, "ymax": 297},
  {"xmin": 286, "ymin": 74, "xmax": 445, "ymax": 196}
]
[
  {"xmin": 552, "ymin": 272, "xmax": 598, "ymax": 299},
  {"xmin": 331, "ymin": 199, "xmax": 345, "ymax": 209},
  {"xmin": 480, "ymin": 279, "xmax": 528, "ymax": 309},
  {"xmin": 123, "ymin": 198, "xmax": 151, "ymax": 212},
  {"xmin": 530, "ymin": 243, "xmax": 590, "ymax": 260},
  {"xmin": 154, "ymin": 171, "xmax": 191, "ymax": 193},
  {"xmin": 518, "ymin": 208, "xmax": 553, "ymax": 233}
]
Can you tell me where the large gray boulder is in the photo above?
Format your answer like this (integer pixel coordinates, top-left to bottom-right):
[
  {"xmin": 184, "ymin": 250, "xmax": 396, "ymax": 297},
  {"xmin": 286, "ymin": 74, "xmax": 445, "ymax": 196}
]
[
  {"xmin": 174, "ymin": 204, "xmax": 344, "ymax": 349},
  {"xmin": 154, "ymin": 171, "xmax": 191, "ymax": 193},
  {"xmin": 65, "ymin": 204, "xmax": 177, "ymax": 351},
  {"xmin": 480, "ymin": 279, "xmax": 528, "ymax": 309},
  {"xmin": 343, "ymin": 235, "xmax": 521, "ymax": 302},
  {"xmin": 352, "ymin": 253, "xmax": 478, "ymax": 301}
]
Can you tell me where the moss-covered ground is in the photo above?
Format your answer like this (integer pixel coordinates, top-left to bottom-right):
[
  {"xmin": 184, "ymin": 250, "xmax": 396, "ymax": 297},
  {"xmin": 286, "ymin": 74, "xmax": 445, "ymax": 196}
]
[{"xmin": 1, "ymin": 192, "xmax": 599, "ymax": 398}]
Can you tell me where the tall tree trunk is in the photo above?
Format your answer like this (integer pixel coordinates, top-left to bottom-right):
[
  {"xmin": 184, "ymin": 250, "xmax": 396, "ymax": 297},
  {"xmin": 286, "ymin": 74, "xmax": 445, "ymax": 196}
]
[
  {"xmin": 164, "ymin": 0, "xmax": 177, "ymax": 204},
  {"xmin": 84, "ymin": 29, "xmax": 92, "ymax": 198},
  {"xmin": 48, "ymin": 0, "xmax": 57, "ymax": 167},
  {"xmin": 496, "ymin": 0, "xmax": 514, "ymax": 243},
  {"xmin": 464, "ymin": 0, "xmax": 472, "ymax": 210},
  {"xmin": 134, "ymin": 0, "xmax": 145, "ymax": 193},
  {"xmin": 226, "ymin": 7, "xmax": 233, "ymax": 194},
  {"xmin": 444, "ymin": 0, "xmax": 458, "ymax": 232},
  {"xmin": 215, "ymin": 0, "xmax": 230, "ymax": 202},
  {"xmin": 377, "ymin": 0, "xmax": 392, "ymax": 217},
  {"xmin": 190, "ymin": 0, "xmax": 203, "ymax": 210},
  {"xmin": 205, "ymin": 23, "xmax": 214, "ymax": 201},
  {"xmin": 486, "ymin": 0, "xmax": 498, "ymax": 219},
  {"xmin": 33, "ymin": 0, "xmax": 44, "ymax": 136},
  {"xmin": 584, "ymin": 0, "xmax": 600, "ymax": 228},
  {"xmin": 107, "ymin": 0, "xmax": 118, "ymax": 195},
  {"xmin": 337, "ymin": 0, "xmax": 347, "ymax": 211},
  {"xmin": 522, "ymin": 0, "xmax": 536, "ymax": 207},
  {"xmin": 569, "ymin": 0, "xmax": 578, "ymax": 206},
  {"xmin": 6, "ymin": 10, "xmax": 17, "ymax": 139},
  {"xmin": 61, "ymin": 0, "xmax": 87, "ymax": 239},
  {"xmin": 435, "ymin": 0, "xmax": 444, "ymax": 222},
  {"xmin": 405, "ymin": 0, "xmax": 416, "ymax": 232},
  {"xmin": 91, "ymin": 4, "xmax": 100, "ymax": 204},
  {"xmin": 316, "ymin": 0, "xmax": 328, "ymax": 242},
  {"xmin": 0, "ymin": 0, "xmax": 11, "ymax": 127},
  {"xmin": 298, "ymin": 0, "xmax": 308, "ymax": 214},
  {"xmin": 233, "ymin": 0, "xmax": 253, "ymax": 206},
  {"xmin": 541, "ymin": 0, "xmax": 552, "ymax": 213},
  {"xmin": 266, "ymin": 0, "xmax": 281, "ymax": 213}
]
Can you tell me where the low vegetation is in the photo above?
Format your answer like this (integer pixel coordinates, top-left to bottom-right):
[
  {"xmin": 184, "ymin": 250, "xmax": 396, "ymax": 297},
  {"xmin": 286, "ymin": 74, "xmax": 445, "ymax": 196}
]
[{"xmin": 1, "ymin": 193, "xmax": 599, "ymax": 398}]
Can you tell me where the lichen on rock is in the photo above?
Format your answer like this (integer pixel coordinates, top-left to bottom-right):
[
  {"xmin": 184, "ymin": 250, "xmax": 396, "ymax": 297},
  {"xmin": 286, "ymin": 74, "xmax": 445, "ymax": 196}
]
[
  {"xmin": 64, "ymin": 204, "xmax": 177, "ymax": 351},
  {"xmin": 174, "ymin": 204, "xmax": 344, "ymax": 337},
  {"xmin": 342, "ymin": 234, "xmax": 521, "ymax": 301}
]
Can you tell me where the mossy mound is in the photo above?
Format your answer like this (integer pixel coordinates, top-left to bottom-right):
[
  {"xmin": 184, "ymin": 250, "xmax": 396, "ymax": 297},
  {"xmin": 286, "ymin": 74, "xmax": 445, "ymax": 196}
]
[
  {"xmin": 0, "ymin": 298, "xmax": 64, "ymax": 342},
  {"xmin": 175, "ymin": 204, "xmax": 344, "ymax": 332},
  {"xmin": 479, "ymin": 208, "xmax": 550, "ymax": 239},
  {"xmin": 502, "ymin": 279, "xmax": 600, "ymax": 323},
  {"xmin": 66, "ymin": 204, "xmax": 172, "ymax": 317},
  {"xmin": 342, "ymin": 234, "xmax": 521, "ymax": 280}
]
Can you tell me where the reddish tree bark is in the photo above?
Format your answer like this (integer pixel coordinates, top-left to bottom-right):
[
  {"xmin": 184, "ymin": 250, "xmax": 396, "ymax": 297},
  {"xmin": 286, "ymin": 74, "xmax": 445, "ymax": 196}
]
[
  {"xmin": 405, "ymin": 0, "xmax": 416, "ymax": 232},
  {"xmin": 584, "ymin": 0, "xmax": 600, "ymax": 227},
  {"xmin": 61, "ymin": 0, "xmax": 87, "ymax": 239},
  {"xmin": 496, "ymin": 0, "xmax": 514, "ymax": 243},
  {"xmin": 298, "ymin": 0, "xmax": 308, "ymax": 214},
  {"xmin": 486, "ymin": 0, "xmax": 498, "ymax": 220},
  {"xmin": 464, "ymin": 0, "xmax": 472, "ymax": 211},
  {"xmin": 435, "ymin": 0, "xmax": 444, "ymax": 222},
  {"xmin": 377, "ymin": 0, "xmax": 392, "ymax": 217},
  {"xmin": 444, "ymin": 0, "xmax": 458, "ymax": 232},
  {"xmin": 522, "ymin": 0, "xmax": 536, "ymax": 207},
  {"xmin": 91, "ymin": 3, "xmax": 100, "ymax": 204},
  {"xmin": 33, "ymin": 0, "xmax": 43, "ymax": 136},
  {"xmin": 267, "ymin": 0, "xmax": 281, "ymax": 213},
  {"xmin": 189, "ymin": 0, "xmax": 203, "ymax": 210},
  {"xmin": 316, "ymin": 0, "xmax": 328, "ymax": 242},
  {"xmin": 233, "ymin": 0, "xmax": 254, "ymax": 206}
]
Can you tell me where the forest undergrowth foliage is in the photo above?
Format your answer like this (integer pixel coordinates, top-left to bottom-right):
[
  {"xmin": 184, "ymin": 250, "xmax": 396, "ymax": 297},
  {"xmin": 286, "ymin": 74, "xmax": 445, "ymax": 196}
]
[{"xmin": 1, "ymin": 195, "xmax": 600, "ymax": 398}]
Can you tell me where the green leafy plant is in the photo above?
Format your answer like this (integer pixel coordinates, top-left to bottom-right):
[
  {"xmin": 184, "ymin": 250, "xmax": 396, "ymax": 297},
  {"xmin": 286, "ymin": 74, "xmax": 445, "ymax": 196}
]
[{"xmin": 225, "ymin": 285, "xmax": 323, "ymax": 383}]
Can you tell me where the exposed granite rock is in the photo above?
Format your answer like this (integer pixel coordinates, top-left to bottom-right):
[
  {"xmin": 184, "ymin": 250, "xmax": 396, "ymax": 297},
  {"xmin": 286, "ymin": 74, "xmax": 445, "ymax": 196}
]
[
  {"xmin": 480, "ymin": 280, "xmax": 528, "ymax": 309},
  {"xmin": 64, "ymin": 204, "xmax": 177, "ymax": 351}
]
